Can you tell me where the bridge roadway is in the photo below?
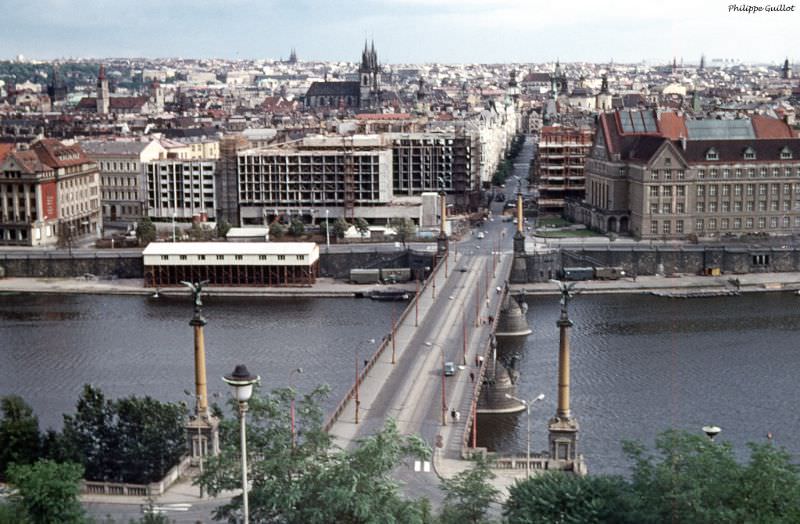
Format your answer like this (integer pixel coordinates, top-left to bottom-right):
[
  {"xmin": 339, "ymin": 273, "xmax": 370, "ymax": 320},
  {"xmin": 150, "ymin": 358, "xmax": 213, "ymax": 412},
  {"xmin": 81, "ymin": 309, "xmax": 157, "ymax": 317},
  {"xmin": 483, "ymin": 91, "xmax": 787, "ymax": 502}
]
[{"xmin": 327, "ymin": 224, "xmax": 517, "ymax": 501}]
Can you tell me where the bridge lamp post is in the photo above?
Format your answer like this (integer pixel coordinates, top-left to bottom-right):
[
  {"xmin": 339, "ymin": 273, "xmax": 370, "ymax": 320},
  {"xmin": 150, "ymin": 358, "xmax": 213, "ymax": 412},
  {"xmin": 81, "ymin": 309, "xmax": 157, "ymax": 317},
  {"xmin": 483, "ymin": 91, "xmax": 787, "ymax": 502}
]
[
  {"xmin": 425, "ymin": 341, "xmax": 447, "ymax": 426},
  {"xmin": 223, "ymin": 364, "xmax": 260, "ymax": 524},
  {"xmin": 505, "ymin": 392, "xmax": 545, "ymax": 478},
  {"xmin": 325, "ymin": 209, "xmax": 330, "ymax": 251},
  {"xmin": 289, "ymin": 368, "xmax": 303, "ymax": 448},
  {"xmin": 354, "ymin": 339, "xmax": 375, "ymax": 424},
  {"xmin": 702, "ymin": 425, "xmax": 721, "ymax": 442}
]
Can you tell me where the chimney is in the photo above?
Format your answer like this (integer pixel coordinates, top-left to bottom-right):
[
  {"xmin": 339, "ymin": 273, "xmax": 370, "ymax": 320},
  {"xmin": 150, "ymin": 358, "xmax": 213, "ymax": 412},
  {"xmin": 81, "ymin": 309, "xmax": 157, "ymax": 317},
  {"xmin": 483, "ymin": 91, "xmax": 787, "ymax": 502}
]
[{"xmin": 680, "ymin": 134, "xmax": 687, "ymax": 151}]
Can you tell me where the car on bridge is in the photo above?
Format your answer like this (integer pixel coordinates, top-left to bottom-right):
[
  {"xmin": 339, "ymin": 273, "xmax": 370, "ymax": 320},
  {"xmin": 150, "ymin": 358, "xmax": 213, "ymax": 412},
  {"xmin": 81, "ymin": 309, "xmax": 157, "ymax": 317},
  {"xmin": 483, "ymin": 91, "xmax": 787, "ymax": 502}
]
[{"xmin": 444, "ymin": 362, "xmax": 456, "ymax": 376}]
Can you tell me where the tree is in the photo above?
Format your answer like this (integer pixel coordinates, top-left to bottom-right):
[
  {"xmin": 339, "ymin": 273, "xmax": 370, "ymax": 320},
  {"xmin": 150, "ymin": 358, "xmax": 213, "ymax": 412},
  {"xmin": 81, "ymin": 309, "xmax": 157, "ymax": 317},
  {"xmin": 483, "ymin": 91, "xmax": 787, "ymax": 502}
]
[
  {"xmin": 187, "ymin": 222, "xmax": 215, "ymax": 241},
  {"xmin": 6, "ymin": 460, "xmax": 85, "ymax": 524},
  {"xmin": 289, "ymin": 218, "xmax": 305, "ymax": 237},
  {"xmin": 332, "ymin": 217, "xmax": 350, "ymax": 239},
  {"xmin": 215, "ymin": 218, "xmax": 232, "ymax": 239},
  {"xmin": 439, "ymin": 455, "xmax": 499, "ymax": 524},
  {"xmin": 390, "ymin": 218, "xmax": 416, "ymax": 248},
  {"xmin": 624, "ymin": 429, "xmax": 800, "ymax": 524},
  {"xmin": 198, "ymin": 386, "xmax": 432, "ymax": 524},
  {"xmin": 354, "ymin": 217, "xmax": 370, "ymax": 237},
  {"xmin": 503, "ymin": 472, "xmax": 635, "ymax": 524},
  {"xmin": 61, "ymin": 385, "xmax": 187, "ymax": 484},
  {"xmin": 0, "ymin": 396, "xmax": 41, "ymax": 479},
  {"xmin": 269, "ymin": 221, "xmax": 286, "ymax": 239},
  {"xmin": 135, "ymin": 217, "xmax": 156, "ymax": 246}
]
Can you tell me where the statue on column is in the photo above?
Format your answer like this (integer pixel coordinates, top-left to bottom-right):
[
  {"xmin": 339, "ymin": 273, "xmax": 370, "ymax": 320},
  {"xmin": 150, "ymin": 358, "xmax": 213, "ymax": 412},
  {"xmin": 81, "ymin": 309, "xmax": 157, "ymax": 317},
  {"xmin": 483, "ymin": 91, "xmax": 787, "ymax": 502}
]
[
  {"xmin": 181, "ymin": 280, "xmax": 209, "ymax": 317},
  {"xmin": 550, "ymin": 279, "xmax": 576, "ymax": 319}
]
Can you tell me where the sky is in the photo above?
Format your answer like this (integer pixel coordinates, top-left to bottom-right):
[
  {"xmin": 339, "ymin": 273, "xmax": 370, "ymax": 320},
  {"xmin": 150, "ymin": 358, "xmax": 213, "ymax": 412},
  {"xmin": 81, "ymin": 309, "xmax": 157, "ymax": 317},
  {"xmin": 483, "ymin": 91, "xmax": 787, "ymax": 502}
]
[{"xmin": 1, "ymin": 0, "xmax": 797, "ymax": 64}]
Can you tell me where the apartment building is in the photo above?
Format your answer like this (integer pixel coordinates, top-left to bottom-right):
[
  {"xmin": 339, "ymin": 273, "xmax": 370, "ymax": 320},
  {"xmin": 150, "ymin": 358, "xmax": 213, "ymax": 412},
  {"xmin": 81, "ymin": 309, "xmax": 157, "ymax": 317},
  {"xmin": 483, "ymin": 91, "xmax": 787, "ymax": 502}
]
[
  {"xmin": 567, "ymin": 110, "xmax": 800, "ymax": 239},
  {"xmin": 81, "ymin": 139, "xmax": 166, "ymax": 223},
  {"xmin": 534, "ymin": 126, "xmax": 593, "ymax": 212},
  {"xmin": 0, "ymin": 139, "xmax": 101, "ymax": 246}
]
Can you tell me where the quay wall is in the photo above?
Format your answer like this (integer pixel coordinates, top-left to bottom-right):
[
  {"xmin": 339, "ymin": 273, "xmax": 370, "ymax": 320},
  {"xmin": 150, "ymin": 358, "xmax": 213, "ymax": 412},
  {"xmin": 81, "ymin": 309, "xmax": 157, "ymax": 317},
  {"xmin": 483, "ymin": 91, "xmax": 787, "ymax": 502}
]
[{"xmin": 519, "ymin": 245, "xmax": 800, "ymax": 283}]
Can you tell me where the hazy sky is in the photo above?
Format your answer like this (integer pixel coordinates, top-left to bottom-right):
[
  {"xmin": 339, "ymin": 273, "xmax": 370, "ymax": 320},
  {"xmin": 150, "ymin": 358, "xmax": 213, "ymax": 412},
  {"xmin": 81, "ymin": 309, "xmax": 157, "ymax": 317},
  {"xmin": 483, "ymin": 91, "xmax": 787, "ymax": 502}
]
[{"xmin": 2, "ymin": 0, "xmax": 797, "ymax": 64}]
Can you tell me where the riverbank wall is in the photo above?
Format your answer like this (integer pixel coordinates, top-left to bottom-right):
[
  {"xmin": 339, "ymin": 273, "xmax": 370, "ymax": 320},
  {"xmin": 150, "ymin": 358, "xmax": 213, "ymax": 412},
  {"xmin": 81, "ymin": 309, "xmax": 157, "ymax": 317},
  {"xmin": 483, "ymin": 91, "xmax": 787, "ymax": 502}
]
[{"xmin": 518, "ymin": 244, "xmax": 800, "ymax": 283}]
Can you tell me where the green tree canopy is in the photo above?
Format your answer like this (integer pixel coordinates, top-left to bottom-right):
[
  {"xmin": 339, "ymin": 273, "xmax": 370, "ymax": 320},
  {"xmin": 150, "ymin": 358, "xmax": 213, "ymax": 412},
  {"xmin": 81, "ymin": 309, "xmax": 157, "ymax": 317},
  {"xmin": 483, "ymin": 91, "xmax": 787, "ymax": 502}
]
[
  {"xmin": 269, "ymin": 221, "xmax": 286, "ymax": 239},
  {"xmin": 198, "ymin": 385, "xmax": 432, "ymax": 524},
  {"xmin": 332, "ymin": 218, "xmax": 350, "ymax": 239},
  {"xmin": 0, "ymin": 396, "xmax": 41, "ymax": 478},
  {"xmin": 390, "ymin": 218, "xmax": 416, "ymax": 247},
  {"xmin": 354, "ymin": 217, "xmax": 370, "ymax": 236},
  {"xmin": 6, "ymin": 460, "xmax": 85, "ymax": 524},
  {"xmin": 289, "ymin": 218, "xmax": 305, "ymax": 237},
  {"xmin": 504, "ymin": 471, "xmax": 635, "ymax": 524},
  {"xmin": 135, "ymin": 217, "xmax": 157, "ymax": 246},
  {"xmin": 61, "ymin": 385, "xmax": 187, "ymax": 484},
  {"xmin": 215, "ymin": 218, "xmax": 232, "ymax": 239},
  {"xmin": 438, "ymin": 455, "xmax": 499, "ymax": 524}
]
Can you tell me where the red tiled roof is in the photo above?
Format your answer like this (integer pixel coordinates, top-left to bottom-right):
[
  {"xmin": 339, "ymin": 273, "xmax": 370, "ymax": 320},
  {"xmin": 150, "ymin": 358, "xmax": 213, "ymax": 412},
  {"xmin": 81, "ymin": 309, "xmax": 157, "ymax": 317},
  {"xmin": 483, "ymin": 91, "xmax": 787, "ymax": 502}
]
[
  {"xmin": 751, "ymin": 114, "xmax": 793, "ymax": 139},
  {"xmin": 658, "ymin": 112, "xmax": 687, "ymax": 140},
  {"xmin": 32, "ymin": 139, "xmax": 91, "ymax": 168},
  {"xmin": 0, "ymin": 143, "xmax": 14, "ymax": 163}
]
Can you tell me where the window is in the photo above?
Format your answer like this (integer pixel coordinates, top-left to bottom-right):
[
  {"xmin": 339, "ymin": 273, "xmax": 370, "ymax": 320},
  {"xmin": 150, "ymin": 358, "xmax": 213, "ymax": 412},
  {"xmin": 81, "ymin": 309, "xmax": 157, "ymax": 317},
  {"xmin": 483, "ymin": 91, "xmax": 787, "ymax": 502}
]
[
  {"xmin": 663, "ymin": 222, "xmax": 671, "ymax": 234},
  {"xmin": 662, "ymin": 203, "xmax": 672, "ymax": 214},
  {"xmin": 235, "ymin": 255, "xmax": 243, "ymax": 260},
  {"xmin": 696, "ymin": 219, "xmax": 704, "ymax": 231},
  {"xmin": 743, "ymin": 147, "xmax": 756, "ymax": 160},
  {"xmin": 649, "ymin": 186, "xmax": 659, "ymax": 197},
  {"xmin": 677, "ymin": 170, "xmax": 685, "ymax": 180},
  {"xmin": 734, "ymin": 218, "xmax": 742, "ymax": 229},
  {"xmin": 650, "ymin": 203, "xmax": 659, "ymax": 214},
  {"xmin": 773, "ymin": 168, "xmax": 780, "ymax": 177},
  {"xmin": 698, "ymin": 169, "xmax": 706, "ymax": 179},
  {"xmin": 758, "ymin": 217, "xmax": 766, "ymax": 229},
  {"xmin": 746, "ymin": 201, "xmax": 755, "ymax": 211},
  {"xmin": 759, "ymin": 185, "xmax": 767, "ymax": 196},
  {"xmin": 664, "ymin": 157, "xmax": 672, "ymax": 166},
  {"xmin": 734, "ymin": 185, "xmax": 742, "ymax": 197},
  {"xmin": 770, "ymin": 217, "xmax": 778, "ymax": 228},
  {"xmin": 277, "ymin": 255, "xmax": 286, "ymax": 261},
  {"xmin": 771, "ymin": 201, "xmax": 779, "ymax": 211},
  {"xmin": 650, "ymin": 221, "xmax": 658, "ymax": 234},
  {"xmin": 161, "ymin": 255, "xmax": 169, "ymax": 261},
  {"xmin": 662, "ymin": 186, "xmax": 672, "ymax": 196},
  {"xmin": 696, "ymin": 202, "xmax": 705, "ymax": 213},
  {"xmin": 709, "ymin": 202, "xmax": 717, "ymax": 212},
  {"xmin": 783, "ymin": 217, "xmax": 790, "ymax": 228},
  {"xmin": 650, "ymin": 170, "xmax": 658, "ymax": 180},
  {"xmin": 676, "ymin": 203, "xmax": 685, "ymax": 214},
  {"xmin": 664, "ymin": 169, "xmax": 672, "ymax": 180},
  {"xmin": 758, "ymin": 201, "xmax": 766, "ymax": 212},
  {"xmin": 296, "ymin": 255, "xmax": 305, "ymax": 260},
  {"xmin": 197, "ymin": 255, "xmax": 205, "ymax": 260},
  {"xmin": 735, "ymin": 168, "xmax": 743, "ymax": 178},
  {"xmin": 677, "ymin": 186, "xmax": 686, "ymax": 197},
  {"xmin": 780, "ymin": 147, "xmax": 793, "ymax": 160},
  {"xmin": 179, "ymin": 255, "xmax": 187, "ymax": 260},
  {"xmin": 747, "ymin": 168, "xmax": 755, "ymax": 177},
  {"xmin": 722, "ymin": 201, "xmax": 730, "ymax": 212},
  {"xmin": 708, "ymin": 218, "xmax": 717, "ymax": 230},
  {"xmin": 734, "ymin": 201, "xmax": 743, "ymax": 212},
  {"xmin": 706, "ymin": 148, "xmax": 719, "ymax": 161},
  {"xmin": 723, "ymin": 168, "xmax": 731, "ymax": 179},
  {"xmin": 721, "ymin": 218, "xmax": 729, "ymax": 229},
  {"xmin": 722, "ymin": 185, "xmax": 730, "ymax": 196},
  {"xmin": 709, "ymin": 185, "xmax": 717, "ymax": 197},
  {"xmin": 697, "ymin": 186, "xmax": 705, "ymax": 197},
  {"xmin": 747, "ymin": 184, "xmax": 755, "ymax": 196},
  {"xmin": 216, "ymin": 255, "xmax": 224, "ymax": 260},
  {"xmin": 676, "ymin": 220, "xmax": 684, "ymax": 233},
  {"xmin": 746, "ymin": 218, "xmax": 754, "ymax": 229},
  {"xmin": 760, "ymin": 168, "xmax": 768, "ymax": 177},
  {"xmin": 258, "ymin": 255, "xmax": 267, "ymax": 260},
  {"xmin": 784, "ymin": 201, "xmax": 791, "ymax": 211}
]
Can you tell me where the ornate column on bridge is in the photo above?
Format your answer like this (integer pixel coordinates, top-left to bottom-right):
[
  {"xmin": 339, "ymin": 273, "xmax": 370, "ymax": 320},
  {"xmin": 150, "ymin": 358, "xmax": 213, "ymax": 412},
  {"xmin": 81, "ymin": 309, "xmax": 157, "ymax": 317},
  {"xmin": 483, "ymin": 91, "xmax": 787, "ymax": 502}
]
[
  {"xmin": 510, "ymin": 183, "xmax": 528, "ymax": 283},
  {"xmin": 182, "ymin": 281, "xmax": 220, "ymax": 465},
  {"xmin": 437, "ymin": 187, "xmax": 449, "ymax": 256},
  {"xmin": 547, "ymin": 281, "xmax": 586, "ymax": 474}
]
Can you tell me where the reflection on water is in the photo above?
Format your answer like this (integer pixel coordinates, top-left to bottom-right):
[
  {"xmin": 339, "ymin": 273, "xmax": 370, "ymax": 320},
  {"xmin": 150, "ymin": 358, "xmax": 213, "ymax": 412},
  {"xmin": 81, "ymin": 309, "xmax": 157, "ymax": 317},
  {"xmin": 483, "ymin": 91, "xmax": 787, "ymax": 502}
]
[
  {"xmin": 479, "ymin": 292, "xmax": 800, "ymax": 475},
  {"xmin": 0, "ymin": 293, "xmax": 396, "ymax": 431}
]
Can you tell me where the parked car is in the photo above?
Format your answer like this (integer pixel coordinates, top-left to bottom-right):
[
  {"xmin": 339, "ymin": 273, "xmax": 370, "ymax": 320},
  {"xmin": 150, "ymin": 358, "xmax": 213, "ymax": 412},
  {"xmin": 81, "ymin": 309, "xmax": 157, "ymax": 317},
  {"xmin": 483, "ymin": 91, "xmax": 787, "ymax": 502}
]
[{"xmin": 477, "ymin": 232, "xmax": 485, "ymax": 239}]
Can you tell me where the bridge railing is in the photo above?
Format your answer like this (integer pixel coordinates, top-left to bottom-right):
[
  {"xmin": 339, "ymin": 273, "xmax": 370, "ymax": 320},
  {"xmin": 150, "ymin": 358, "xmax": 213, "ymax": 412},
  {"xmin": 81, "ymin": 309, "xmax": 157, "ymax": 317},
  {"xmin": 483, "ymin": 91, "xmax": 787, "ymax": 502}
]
[
  {"xmin": 324, "ymin": 250, "xmax": 446, "ymax": 433},
  {"xmin": 461, "ymin": 277, "xmax": 507, "ymax": 456}
]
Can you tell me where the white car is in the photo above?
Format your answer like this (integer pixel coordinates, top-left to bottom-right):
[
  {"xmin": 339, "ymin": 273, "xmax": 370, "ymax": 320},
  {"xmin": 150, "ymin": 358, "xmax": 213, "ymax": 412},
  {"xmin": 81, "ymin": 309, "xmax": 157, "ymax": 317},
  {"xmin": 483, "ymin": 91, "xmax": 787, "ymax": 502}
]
[{"xmin": 477, "ymin": 232, "xmax": 485, "ymax": 239}]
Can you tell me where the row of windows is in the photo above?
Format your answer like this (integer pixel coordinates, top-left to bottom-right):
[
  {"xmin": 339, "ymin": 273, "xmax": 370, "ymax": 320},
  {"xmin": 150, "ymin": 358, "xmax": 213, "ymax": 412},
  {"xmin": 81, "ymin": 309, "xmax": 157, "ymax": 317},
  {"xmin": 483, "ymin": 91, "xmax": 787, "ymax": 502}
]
[
  {"xmin": 650, "ymin": 216, "xmax": 799, "ymax": 234},
  {"xmin": 705, "ymin": 147, "xmax": 793, "ymax": 161},
  {"xmin": 159, "ymin": 254, "xmax": 306, "ymax": 261},
  {"xmin": 99, "ymin": 161, "xmax": 139, "ymax": 172},
  {"xmin": 648, "ymin": 165, "xmax": 800, "ymax": 181},
  {"xmin": 696, "ymin": 183, "xmax": 799, "ymax": 197}
]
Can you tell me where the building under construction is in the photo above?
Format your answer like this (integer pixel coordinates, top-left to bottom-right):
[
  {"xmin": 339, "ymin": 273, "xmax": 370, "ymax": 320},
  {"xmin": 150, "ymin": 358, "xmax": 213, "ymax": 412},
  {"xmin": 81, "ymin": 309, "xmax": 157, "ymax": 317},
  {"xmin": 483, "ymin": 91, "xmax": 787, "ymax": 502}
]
[
  {"xmin": 237, "ymin": 133, "xmax": 478, "ymax": 225},
  {"xmin": 534, "ymin": 126, "xmax": 593, "ymax": 213},
  {"xmin": 142, "ymin": 242, "xmax": 319, "ymax": 287}
]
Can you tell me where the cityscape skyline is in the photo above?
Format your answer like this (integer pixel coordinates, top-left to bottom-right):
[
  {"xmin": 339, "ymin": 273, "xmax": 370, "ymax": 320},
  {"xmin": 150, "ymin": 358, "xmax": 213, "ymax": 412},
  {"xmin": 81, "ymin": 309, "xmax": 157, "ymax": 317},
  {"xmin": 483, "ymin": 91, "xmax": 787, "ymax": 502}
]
[{"xmin": 2, "ymin": 0, "xmax": 797, "ymax": 64}]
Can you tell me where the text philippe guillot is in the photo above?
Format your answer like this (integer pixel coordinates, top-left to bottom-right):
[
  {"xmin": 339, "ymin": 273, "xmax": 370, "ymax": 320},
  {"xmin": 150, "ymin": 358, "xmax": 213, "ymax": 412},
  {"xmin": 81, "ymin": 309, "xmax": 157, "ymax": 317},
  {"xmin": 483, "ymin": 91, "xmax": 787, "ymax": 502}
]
[{"xmin": 728, "ymin": 3, "xmax": 795, "ymax": 12}]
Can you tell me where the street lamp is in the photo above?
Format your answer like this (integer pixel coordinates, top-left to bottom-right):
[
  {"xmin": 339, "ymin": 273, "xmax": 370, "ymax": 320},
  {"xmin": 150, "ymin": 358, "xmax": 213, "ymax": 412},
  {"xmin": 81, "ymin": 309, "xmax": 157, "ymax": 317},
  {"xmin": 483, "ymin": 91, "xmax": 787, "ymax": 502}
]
[
  {"xmin": 425, "ymin": 341, "xmax": 447, "ymax": 426},
  {"xmin": 505, "ymin": 392, "xmax": 545, "ymax": 478},
  {"xmin": 289, "ymin": 368, "xmax": 303, "ymax": 449},
  {"xmin": 325, "ymin": 209, "xmax": 330, "ymax": 251},
  {"xmin": 223, "ymin": 364, "xmax": 260, "ymax": 524},
  {"xmin": 172, "ymin": 211, "xmax": 177, "ymax": 243},
  {"xmin": 702, "ymin": 425, "xmax": 721, "ymax": 441}
]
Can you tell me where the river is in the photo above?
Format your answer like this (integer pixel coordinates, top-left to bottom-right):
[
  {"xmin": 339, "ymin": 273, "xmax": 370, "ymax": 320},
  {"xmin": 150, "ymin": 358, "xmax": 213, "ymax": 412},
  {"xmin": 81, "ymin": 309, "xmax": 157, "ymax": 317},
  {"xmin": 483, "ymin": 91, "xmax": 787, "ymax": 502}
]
[{"xmin": 2, "ymin": 291, "xmax": 799, "ymax": 475}]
